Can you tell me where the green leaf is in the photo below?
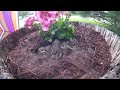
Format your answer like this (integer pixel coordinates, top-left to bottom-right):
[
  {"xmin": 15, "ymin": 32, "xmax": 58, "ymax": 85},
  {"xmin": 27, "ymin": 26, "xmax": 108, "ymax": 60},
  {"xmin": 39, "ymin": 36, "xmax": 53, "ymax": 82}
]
[
  {"xmin": 51, "ymin": 31, "xmax": 55, "ymax": 35},
  {"xmin": 48, "ymin": 39, "xmax": 52, "ymax": 42}
]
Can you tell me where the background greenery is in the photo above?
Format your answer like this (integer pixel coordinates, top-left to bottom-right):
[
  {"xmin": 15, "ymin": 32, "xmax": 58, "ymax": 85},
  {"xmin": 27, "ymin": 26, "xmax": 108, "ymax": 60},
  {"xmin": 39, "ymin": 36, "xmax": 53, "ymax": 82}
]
[
  {"xmin": 18, "ymin": 11, "xmax": 120, "ymax": 36},
  {"xmin": 69, "ymin": 11, "xmax": 120, "ymax": 36}
]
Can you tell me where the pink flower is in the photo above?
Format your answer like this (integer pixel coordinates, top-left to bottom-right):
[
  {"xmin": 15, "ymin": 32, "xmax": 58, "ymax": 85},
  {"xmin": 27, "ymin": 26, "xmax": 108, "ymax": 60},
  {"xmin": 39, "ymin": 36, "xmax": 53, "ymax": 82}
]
[
  {"xmin": 35, "ymin": 11, "xmax": 59, "ymax": 31},
  {"xmin": 43, "ymin": 18, "xmax": 50, "ymax": 25},
  {"xmin": 24, "ymin": 16, "xmax": 37, "ymax": 28},
  {"xmin": 50, "ymin": 20, "xmax": 55, "ymax": 24},
  {"xmin": 24, "ymin": 11, "xmax": 60, "ymax": 31},
  {"xmin": 41, "ymin": 24, "xmax": 50, "ymax": 31}
]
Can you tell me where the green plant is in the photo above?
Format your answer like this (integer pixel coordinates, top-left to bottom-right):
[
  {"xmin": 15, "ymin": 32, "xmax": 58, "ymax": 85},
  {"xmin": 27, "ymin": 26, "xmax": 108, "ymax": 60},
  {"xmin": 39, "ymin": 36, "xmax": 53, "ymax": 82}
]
[
  {"xmin": 39, "ymin": 15, "xmax": 74, "ymax": 43},
  {"xmin": 24, "ymin": 11, "xmax": 75, "ymax": 43}
]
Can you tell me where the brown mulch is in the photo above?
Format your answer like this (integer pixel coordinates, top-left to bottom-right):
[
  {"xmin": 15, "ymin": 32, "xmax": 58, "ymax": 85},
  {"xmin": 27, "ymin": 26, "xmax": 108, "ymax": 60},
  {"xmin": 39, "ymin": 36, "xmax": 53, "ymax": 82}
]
[{"xmin": 5, "ymin": 22, "xmax": 111, "ymax": 79}]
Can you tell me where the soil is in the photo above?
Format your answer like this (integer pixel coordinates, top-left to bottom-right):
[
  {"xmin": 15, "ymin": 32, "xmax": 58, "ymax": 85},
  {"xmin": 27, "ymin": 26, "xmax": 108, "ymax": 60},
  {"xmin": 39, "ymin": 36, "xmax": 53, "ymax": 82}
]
[{"xmin": 5, "ymin": 22, "xmax": 111, "ymax": 79}]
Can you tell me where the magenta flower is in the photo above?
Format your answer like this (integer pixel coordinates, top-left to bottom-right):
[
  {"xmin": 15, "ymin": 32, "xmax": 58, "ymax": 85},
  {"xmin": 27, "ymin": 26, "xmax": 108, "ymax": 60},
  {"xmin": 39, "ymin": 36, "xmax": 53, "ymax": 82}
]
[
  {"xmin": 41, "ymin": 24, "xmax": 50, "ymax": 31},
  {"xmin": 24, "ymin": 16, "xmax": 37, "ymax": 28},
  {"xmin": 35, "ymin": 11, "xmax": 59, "ymax": 31},
  {"xmin": 24, "ymin": 11, "xmax": 62, "ymax": 31}
]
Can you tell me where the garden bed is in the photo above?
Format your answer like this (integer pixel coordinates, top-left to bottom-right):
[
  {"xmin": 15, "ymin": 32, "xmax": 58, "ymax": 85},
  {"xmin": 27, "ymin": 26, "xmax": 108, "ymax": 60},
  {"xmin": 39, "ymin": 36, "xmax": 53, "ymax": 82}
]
[{"xmin": 0, "ymin": 22, "xmax": 112, "ymax": 79}]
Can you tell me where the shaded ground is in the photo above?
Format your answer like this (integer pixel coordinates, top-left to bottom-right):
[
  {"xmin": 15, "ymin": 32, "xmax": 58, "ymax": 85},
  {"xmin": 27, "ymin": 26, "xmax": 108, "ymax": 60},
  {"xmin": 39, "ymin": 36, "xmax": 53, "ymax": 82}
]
[{"xmin": 6, "ymin": 22, "xmax": 111, "ymax": 79}]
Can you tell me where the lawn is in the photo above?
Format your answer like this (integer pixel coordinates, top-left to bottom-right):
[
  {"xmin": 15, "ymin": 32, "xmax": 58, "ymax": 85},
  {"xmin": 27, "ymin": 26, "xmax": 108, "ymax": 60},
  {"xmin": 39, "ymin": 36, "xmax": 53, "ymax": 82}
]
[{"xmin": 69, "ymin": 16, "xmax": 107, "ymax": 28}]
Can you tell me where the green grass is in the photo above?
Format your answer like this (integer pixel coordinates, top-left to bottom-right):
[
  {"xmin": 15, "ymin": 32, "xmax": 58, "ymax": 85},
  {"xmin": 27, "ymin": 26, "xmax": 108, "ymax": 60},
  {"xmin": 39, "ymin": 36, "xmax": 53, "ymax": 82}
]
[{"xmin": 69, "ymin": 16, "xmax": 107, "ymax": 28}]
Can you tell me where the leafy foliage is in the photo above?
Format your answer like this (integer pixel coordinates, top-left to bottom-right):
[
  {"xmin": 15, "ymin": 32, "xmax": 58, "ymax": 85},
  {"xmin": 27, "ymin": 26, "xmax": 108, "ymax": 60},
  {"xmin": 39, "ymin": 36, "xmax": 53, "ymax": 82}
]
[{"xmin": 38, "ymin": 15, "xmax": 74, "ymax": 43}]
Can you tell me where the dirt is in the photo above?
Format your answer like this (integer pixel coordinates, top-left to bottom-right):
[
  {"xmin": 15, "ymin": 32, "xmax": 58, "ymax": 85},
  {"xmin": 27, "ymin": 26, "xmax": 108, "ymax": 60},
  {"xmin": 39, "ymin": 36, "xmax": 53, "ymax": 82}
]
[{"xmin": 5, "ymin": 22, "xmax": 111, "ymax": 79}]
